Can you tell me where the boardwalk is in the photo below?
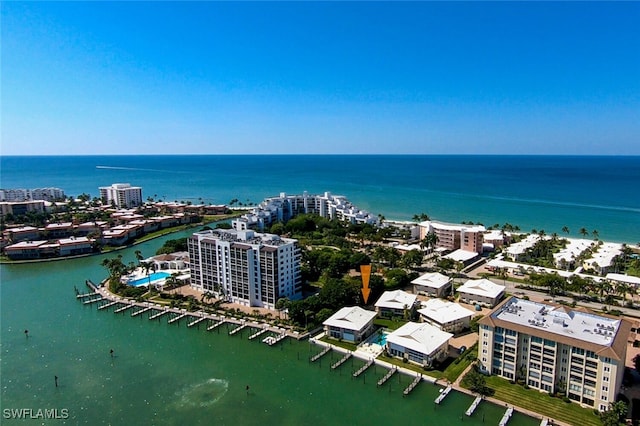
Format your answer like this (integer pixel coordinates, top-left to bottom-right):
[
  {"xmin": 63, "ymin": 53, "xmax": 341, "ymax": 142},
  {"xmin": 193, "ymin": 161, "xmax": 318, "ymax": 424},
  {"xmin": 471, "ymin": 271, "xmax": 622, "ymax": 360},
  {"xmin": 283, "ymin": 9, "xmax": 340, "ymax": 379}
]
[
  {"xmin": 187, "ymin": 316, "xmax": 206, "ymax": 327},
  {"xmin": 168, "ymin": 312, "xmax": 187, "ymax": 324},
  {"xmin": 114, "ymin": 304, "xmax": 133, "ymax": 314},
  {"xmin": 131, "ymin": 306, "xmax": 151, "ymax": 317}
]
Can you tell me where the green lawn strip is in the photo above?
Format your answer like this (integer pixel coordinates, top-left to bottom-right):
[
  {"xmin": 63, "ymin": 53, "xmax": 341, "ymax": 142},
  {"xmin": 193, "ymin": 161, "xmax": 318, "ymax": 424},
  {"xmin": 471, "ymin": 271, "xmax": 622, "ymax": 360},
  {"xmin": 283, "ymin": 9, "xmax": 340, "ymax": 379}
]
[
  {"xmin": 373, "ymin": 318, "xmax": 406, "ymax": 330},
  {"xmin": 376, "ymin": 354, "xmax": 441, "ymax": 378},
  {"xmin": 483, "ymin": 376, "xmax": 600, "ymax": 426},
  {"xmin": 319, "ymin": 335, "xmax": 358, "ymax": 352}
]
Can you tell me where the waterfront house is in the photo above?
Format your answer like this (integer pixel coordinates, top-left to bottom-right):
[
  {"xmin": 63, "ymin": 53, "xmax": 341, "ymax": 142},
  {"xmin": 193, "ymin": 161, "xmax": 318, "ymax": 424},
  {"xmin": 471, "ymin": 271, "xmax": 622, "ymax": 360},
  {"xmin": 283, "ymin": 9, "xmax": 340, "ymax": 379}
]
[
  {"xmin": 411, "ymin": 272, "xmax": 452, "ymax": 298},
  {"xmin": 323, "ymin": 306, "xmax": 377, "ymax": 343},
  {"xmin": 385, "ymin": 322, "xmax": 453, "ymax": 367}
]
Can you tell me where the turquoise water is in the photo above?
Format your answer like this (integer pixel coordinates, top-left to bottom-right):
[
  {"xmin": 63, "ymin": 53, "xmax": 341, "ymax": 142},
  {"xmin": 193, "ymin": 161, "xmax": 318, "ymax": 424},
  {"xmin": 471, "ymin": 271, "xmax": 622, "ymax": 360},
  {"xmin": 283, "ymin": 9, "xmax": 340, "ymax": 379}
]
[
  {"xmin": 128, "ymin": 271, "xmax": 171, "ymax": 286},
  {"xmin": 0, "ymin": 231, "xmax": 540, "ymax": 425},
  {"xmin": 1, "ymin": 155, "xmax": 639, "ymax": 243}
]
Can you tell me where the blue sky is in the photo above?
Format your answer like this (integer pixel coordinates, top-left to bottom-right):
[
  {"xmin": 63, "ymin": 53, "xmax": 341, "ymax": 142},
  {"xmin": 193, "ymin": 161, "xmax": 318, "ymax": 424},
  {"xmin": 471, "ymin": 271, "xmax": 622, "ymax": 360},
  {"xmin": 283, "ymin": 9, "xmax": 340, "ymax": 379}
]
[{"xmin": 2, "ymin": 1, "xmax": 639, "ymax": 155}]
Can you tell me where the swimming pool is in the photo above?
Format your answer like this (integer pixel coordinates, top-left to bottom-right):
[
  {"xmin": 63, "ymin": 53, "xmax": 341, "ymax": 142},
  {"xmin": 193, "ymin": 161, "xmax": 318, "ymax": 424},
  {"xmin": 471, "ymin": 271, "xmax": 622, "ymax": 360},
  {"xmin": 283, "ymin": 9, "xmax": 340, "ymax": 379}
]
[{"xmin": 127, "ymin": 272, "xmax": 171, "ymax": 287}]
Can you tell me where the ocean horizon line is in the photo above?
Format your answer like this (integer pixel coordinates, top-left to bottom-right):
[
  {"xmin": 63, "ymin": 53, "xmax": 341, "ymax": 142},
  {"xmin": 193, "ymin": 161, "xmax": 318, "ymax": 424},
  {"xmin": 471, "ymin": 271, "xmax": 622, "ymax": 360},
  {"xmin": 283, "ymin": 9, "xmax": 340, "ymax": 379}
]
[{"xmin": 3, "ymin": 153, "xmax": 640, "ymax": 158}]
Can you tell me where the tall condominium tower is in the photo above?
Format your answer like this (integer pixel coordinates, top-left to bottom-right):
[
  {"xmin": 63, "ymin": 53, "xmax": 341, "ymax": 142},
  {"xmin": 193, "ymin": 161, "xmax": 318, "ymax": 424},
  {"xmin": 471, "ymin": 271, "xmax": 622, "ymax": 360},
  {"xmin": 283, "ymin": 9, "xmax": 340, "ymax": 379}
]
[{"xmin": 188, "ymin": 229, "xmax": 302, "ymax": 309}]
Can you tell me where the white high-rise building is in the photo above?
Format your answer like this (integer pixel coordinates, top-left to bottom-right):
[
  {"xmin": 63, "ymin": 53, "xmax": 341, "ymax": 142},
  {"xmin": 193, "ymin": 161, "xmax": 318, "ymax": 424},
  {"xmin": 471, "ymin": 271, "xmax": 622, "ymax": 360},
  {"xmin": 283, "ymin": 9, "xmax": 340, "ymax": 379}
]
[
  {"xmin": 99, "ymin": 183, "xmax": 142, "ymax": 208},
  {"xmin": 188, "ymin": 229, "xmax": 302, "ymax": 309}
]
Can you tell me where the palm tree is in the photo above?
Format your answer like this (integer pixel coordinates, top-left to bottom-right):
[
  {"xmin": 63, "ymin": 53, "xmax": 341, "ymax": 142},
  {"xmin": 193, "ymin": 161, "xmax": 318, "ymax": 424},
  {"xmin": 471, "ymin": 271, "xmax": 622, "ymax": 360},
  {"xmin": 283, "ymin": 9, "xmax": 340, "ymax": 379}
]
[
  {"xmin": 579, "ymin": 227, "xmax": 589, "ymax": 238},
  {"xmin": 562, "ymin": 226, "xmax": 570, "ymax": 236},
  {"xmin": 592, "ymin": 229, "xmax": 599, "ymax": 240}
]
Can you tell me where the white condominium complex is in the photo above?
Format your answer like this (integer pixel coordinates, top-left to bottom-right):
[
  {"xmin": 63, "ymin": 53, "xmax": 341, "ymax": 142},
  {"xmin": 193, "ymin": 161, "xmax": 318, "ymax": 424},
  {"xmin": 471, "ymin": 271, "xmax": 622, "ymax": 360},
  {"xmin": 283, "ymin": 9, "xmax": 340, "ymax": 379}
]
[
  {"xmin": 188, "ymin": 229, "xmax": 302, "ymax": 310},
  {"xmin": 99, "ymin": 183, "xmax": 143, "ymax": 208},
  {"xmin": 232, "ymin": 191, "xmax": 376, "ymax": 231},
  {"xmin": 478, "ymin": 297, "xmax": 630, "ymax": 411},
  {"xmin": 418, "ymin": 220, "xmax": 485, "ymax": 254},
  {"xmin": 0, "ymin": 187, "xmax": 66, "ymax": 202}
]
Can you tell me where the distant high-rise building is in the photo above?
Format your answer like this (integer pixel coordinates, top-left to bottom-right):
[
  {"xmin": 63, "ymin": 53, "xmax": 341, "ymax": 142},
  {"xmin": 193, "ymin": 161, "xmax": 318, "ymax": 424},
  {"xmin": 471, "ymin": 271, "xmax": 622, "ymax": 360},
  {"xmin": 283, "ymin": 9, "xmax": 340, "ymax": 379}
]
[
  {"xmin": 0, "ymin": 187, "xmax": 66, "ymax": 202},
  {"xmin": 99, "ymin": 183, "xmax": 142, "ymax": 208},
  {"xmin": 188, "ymin": 229, "xmax": 302, "ymax": 309}
]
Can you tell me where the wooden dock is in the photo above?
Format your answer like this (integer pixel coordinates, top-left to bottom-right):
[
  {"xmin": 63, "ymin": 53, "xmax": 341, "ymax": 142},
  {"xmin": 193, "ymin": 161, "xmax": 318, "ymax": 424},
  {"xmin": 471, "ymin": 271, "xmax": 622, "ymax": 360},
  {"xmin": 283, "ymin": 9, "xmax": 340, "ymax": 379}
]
[
  {"xmin": 83, "ymin": 296, "xmax": 103, "ymax": 305},
  {"xmin": 310, "ymin": 346, "xmax": 331, "ymax": 362},
  {"xmin": 98, "ymin": 300, "xmax": 118, "ymax": 310},
  {"xmin": 248, "ymin": 328, "xmax": 268, "ymax": 340},
  {"xmin": 403, "ymin": 375, "xmax": 421, "ymax": 396},
  {"xmin": 207, "ymin": 320, "xmax": 225, "ymax": 331},
  {"xmin": 499, "ymin": 407, "xmax": 514, "ymax": 426},
  {"xmin": 114, "ymin": 304, "xmax": 133, "ymax": 314},
  {"xmin": 187, "ymin": 316, "xmax": 206, "ymax": 328},
  {"xmin": 435, "ymin": 385, "xmax": 452, "ymax": 404},
  {"xmin": 465, "ymin": 396, "xmax": 482, "ymax": 416},
  {"xmin": 77, "ymin": 292, "xmax": 97, "ymax": 299},
  {"xmin": 353, "ymin": 359, "xmax": 374, "ymax": 378},
  {"xmin": 168, "ymin": 313, "xmax": 187, "ymax": 324},
  {"xmin": 149, "ymin": 309, "xmax": 169, "ymax": 320},
  {"xmin": 377, "ymin": 367, "xmax": 397, "ymax": 386},
  {"xmin": 229, "ymin": 324, "xmax": 247, "ymax": 335},
  {"xmin": 131, "ymin": 306, "xmax": 151, "ymax": 317},
  {"xmin": 331, "ymin": 352, "xmax": 352, "ymax": 370}
]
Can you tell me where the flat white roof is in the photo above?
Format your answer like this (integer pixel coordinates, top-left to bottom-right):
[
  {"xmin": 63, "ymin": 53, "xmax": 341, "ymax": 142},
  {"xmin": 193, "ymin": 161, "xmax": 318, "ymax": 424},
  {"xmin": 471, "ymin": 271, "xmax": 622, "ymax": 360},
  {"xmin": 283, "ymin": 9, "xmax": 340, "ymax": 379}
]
[
  {"xmin": 493, "ymin": 298, "xmax": 620, "ymax": 347},
  {"xmin": 323, "ymin": 306, "xmax": 376, "ymax": 332},
  {"xmin": 457, "ymin": 279, "xmax": 505, "ymax": 299},
  {"xmin": 418, "ymin": 299, "xmax": 475, "ymax": 324},
  {"xmin": 386, "ymin": 322, "xmax": 453, "ymax": 356},
  {"xmin": 444, "ymin": 249, "xmax": 478, "ymax": 262},
  {"xmin": 374, "ymin": 290, "xmax": 417, "ymax": 310},
  {"xmin": 411, "ymin": 272, "xmax": 451, "ymax": 289},
  {"xmin": 607, "ymin": 273, "xmax": 640, "ymax": 286}
]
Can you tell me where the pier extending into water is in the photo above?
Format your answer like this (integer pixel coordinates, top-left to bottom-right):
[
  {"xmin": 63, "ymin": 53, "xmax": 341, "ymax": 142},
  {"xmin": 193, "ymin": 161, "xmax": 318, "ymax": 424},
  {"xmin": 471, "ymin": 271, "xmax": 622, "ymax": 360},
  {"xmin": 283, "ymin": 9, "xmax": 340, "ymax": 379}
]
[
  {"xmin": 353, "ymin": 359, "xmax": 374, "ymax": 378},
  {"xmin": 168, "ymin": 312, "xmax": 188, "ymax": 324},
  {"xmin": 187, "ymin": 315, "xmax": 206, "ymax": 328},
  {"xmin": 149, "ymin": 309, "xmax": 169, "ymax": 320},
  {"xmin": 98, "ymin": 300, "xmax": 118, "ymax": 310},
  {"xmin": 465, "ymin": 396, "xmax": 482, "ymax": 416},
  {"xmin": 229, "ymin": 323, "xmax": 247, "ymax": 335},
  {"xmin": 499, "ymin": 407, "xmax": 514, "ymax": 426},
  {"xmin": 131, "ymin": 306, "xmax": 151, "ymax": 317},
  {"xmin": 434, "ymin": 385, "xmax": 452, "ymax": 404},
  {"xmin": 377, "ymin": 367, "xmax": 397, "ymax": 386},
  {"xmin": 331, "ymin": 352, "xmax": 352, "ymax": 370},
  {"xmin": 403, "ymin": 374, "xmax": 422, "ymax": 396},
  {"xmin": 249, "ymin": 328, "xmax": 268, "ymax": 340},
  {"xmin": 207, "ymin": 320, "xmax": 225, "ymax": 331},
  {"xmin": 310, "ymin": 346, "xmax": 331, "ymax": 362}
]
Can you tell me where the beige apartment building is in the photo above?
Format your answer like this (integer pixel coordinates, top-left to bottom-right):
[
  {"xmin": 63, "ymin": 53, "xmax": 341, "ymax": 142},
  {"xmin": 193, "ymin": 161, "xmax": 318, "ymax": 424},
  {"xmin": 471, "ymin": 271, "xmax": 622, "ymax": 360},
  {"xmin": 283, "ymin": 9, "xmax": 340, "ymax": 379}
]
[{"xmin": 478, "ymin": 297, "xmax": 630, "ymax": 411}]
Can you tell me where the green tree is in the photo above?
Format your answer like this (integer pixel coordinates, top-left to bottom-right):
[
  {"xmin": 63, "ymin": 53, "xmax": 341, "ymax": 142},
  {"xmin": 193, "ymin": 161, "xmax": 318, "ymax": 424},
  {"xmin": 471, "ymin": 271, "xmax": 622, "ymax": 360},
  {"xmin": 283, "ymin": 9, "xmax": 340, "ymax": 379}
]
[
  {"xmin": 461, "ymin": 366, "xmax": 493, "ymax": 396},
  {"xmin": 401, "ymin": 249, "xmax": 424, "ymax": 269},
  {"xmin": 562, "ymin": 226, "xmax": 570, "ymax": 235},
  {"xmin": 599, "ymin": 401, "xmax": 627, "ymax": 426}
]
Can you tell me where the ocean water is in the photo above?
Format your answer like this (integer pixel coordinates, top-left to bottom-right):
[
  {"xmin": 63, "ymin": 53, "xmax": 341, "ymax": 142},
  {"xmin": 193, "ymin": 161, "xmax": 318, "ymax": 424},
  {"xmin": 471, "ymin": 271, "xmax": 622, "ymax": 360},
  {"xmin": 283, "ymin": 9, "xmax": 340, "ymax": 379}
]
[
  {"xmin": 0, "ymin": 231, "xmax": 539, "ymax": 425},
  {"xmin": 1, "ymin": 155, "xmax": 639, "ymax": 243}
]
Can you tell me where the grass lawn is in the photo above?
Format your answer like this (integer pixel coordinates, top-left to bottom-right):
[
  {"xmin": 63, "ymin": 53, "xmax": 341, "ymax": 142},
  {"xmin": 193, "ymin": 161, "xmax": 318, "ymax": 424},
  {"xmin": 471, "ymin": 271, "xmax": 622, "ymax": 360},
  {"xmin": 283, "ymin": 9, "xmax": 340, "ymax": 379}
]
[
  {"xmin": 319, "ymin": 335, "xmax": 358, "ymax": 352},
  {"xmin": 373, "ymin": 318, "xmax": 407, "ymax": 330},
  {"xmin": 479, "ymin": 375, "xmax": 601, "ymax": 426}
]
